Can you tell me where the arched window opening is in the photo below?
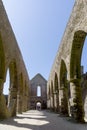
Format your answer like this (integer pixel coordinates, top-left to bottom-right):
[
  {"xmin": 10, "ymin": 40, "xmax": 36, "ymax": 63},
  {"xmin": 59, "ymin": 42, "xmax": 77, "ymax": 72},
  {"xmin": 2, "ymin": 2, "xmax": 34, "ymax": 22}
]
[
  {"xmin": 37, "ymin": 86, "xmax": 41, "ymax": 97},
  {"xmin": 54, "ymin": 73, "xmax": 58, "ymax": 92},
  {"xmin": 3, "ymin": 69, "xmax": 10, "ymax": 95},
  {"xmin": 3, "ymin": 69, "xmax": 10, "ymax": 106},
  {"xmin": 81, "ymin": 36, "xmax": 87, "ymax": 121},
  {"xmin": 81, "ymin": 37, "xmax": 87, "ymax": 74}
]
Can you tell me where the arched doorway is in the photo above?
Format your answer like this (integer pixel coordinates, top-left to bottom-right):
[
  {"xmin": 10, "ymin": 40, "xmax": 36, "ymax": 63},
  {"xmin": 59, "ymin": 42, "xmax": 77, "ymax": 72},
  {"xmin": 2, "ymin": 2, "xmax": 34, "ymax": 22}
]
[{"xmin": 36, "ymin": 102, "xmax": 41, "ymax": 110}]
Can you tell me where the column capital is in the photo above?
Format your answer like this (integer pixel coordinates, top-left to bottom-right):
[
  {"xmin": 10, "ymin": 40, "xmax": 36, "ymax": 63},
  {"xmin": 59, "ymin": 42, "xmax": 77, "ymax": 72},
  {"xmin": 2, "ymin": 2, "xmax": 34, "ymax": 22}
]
[{"xmin": 69, "ymin": 78, "xmax": 81, "ymax": 83}]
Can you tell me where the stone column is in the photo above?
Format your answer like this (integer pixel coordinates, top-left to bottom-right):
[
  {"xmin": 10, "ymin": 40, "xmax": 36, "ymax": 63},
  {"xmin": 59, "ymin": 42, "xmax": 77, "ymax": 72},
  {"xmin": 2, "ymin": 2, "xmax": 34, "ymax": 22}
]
[
  {"xmin": 26, "ymin": 95, "xmax": 29, "ymax": 111},
  {"xmin": 54, "ymin": 92, "xmax": 57, "ymax": 112},
  {"xmin": 70, "ymin": 79, "xmax": 84, "ymax": 122},
  {"xmin": 22, "ymin": 95, "xmax": 28, "ymax": 112},
  {"xmin": 59, "ymin": 84, "xmax": 68, "ymax": 115},
  {"xmin": 59, "ymin": 87, "xmax": 64, "ymax": 114},
  {"xmin": 8, "ymin": 87, "xmax": 17, "ymax": 117},
  {"xmin": 54, "ymin": 91, "xmax": 59, "ymax": 112},
  {"xmin": 50, "ymin": 93, "xmax": 54, "ymax": 111},
  {"xmin": 0, "ymin": 79, "xmax": 10, "ymax": 119},
  {"xmin": 17, "ymin": 93, "xmax": 23, "ymax": 114},
  {"xmin": 47, "ymin": 95, "xmax": 50, "ymax": 109}
]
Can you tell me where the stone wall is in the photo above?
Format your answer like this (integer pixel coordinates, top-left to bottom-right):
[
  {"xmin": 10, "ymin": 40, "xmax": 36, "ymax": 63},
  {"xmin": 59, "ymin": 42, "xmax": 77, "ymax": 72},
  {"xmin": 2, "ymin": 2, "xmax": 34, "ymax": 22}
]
[
  {"xmin": 30, "ymin": 74, "xmax": 47, "ymax": 110},
  {"xmin": 47, "ymin": 0, "xmax": 87, "ymax": 122},
  {"xmin": 0, "ymin": 0, "xmax": 30, "ymax": 119}
]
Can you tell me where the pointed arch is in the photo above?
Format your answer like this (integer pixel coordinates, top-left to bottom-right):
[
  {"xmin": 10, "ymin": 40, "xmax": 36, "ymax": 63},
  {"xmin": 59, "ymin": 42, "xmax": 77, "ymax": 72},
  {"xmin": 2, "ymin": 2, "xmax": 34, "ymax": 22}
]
[
  {"xmin": 70, "ymin": 30, "xmax": 86, "ymax": 79},
  {"xmin": 54, "ymin": 72, "xmax": 58, "ymax": 92},
  {"xmin": 6, "ymin": 60, "xmax": 18, "ymax": 116},
  {"xmin": 70, "ymin": 30, "xmax": 86, "ymax": 121},
  {"xmin": 60, "ymin": 59, "xmax": 67, "ymax": 88},
  {"xmin": 37, "ymin": 86, "xmax": 41, "ymax": 97}
]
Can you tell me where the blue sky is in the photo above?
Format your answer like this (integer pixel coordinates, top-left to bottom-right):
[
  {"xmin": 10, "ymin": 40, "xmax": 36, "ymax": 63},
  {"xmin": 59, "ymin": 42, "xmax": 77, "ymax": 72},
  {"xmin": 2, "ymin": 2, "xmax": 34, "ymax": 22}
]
[{"xmin": 2, "ymin": 0, "xmax": 87, "ymax": 83}]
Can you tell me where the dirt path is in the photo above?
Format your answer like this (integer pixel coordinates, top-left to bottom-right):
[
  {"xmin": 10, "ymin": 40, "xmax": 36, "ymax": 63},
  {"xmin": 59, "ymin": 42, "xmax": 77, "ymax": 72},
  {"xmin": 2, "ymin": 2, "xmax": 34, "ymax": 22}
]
[{"xmin": 0, "ymin": 110, "xmax": 87, "ymax": 130}]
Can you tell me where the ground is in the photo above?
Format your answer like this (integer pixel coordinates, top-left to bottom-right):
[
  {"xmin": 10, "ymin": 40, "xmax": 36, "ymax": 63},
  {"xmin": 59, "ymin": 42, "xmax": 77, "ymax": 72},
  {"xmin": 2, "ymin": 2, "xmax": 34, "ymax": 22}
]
[{"xmin": 0, "ymin": 110, "xmax": 87, "ymax": 130}]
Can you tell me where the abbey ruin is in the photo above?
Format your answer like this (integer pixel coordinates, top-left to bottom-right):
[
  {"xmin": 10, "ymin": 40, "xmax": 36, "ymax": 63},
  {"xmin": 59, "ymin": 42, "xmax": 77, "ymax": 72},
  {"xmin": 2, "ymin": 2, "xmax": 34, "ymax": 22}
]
[
  {"xmin": 0, "ymin": 0, "xmax": 87, "ymax": 123},
  {"xmin": 0, "ymin": 0, "xmax": 30, "ymax": 119},
  {"xmin": 47, "ymin": 0, "xmax": 87, "ymax": 122}
]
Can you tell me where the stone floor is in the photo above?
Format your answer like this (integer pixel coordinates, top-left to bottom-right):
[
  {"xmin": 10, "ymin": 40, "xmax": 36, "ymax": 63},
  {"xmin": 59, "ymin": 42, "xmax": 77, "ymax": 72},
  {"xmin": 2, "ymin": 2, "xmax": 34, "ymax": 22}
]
[{"xmin": 0, "ymin": 110, "xmax": 87, "ymax": 130}]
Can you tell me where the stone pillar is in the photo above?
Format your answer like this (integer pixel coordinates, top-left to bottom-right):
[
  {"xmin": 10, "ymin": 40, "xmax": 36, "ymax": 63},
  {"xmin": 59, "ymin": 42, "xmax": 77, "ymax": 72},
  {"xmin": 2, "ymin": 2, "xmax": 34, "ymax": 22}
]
[
  {"xmin": 17, "ymin": 94, "xmax": 23, "ymax": 114},
  {"xmin": 22, "ymin": 95, "xmax": 28, "ymax": 112},
  {"xmin": 26, "ymin": 95, "xmax": 29, "ymax": 111},
  {"xmin": 50, "ymin": 94, "xmax": 54, "ymax": 110},
  {"xmin": 59, "ymin": 87, "xmax": 65, "ymax": 114},
  {"xmin": 59, "ymin": 84, "xmax": 68, "ymax": 115},
  {"xmin": 54, "ymin": 91, "xmax": 59, "ymax": 112},
  {"xmin": 70, "ymin": 79, "xmax": 84, "ymax": 122},
  {"xmin": 8, "ymin": 87, "xmax": 17, "ymax": 117},
  {"xmin": 0, "ymin": 79, "xmax": 10, "ymax": 119},
  {"xmin": 54, "ymin": 92, "xmax": 57, "ymax": 112},
  {"xmin": 47, "ymin": 95, "xmax": 50, "ymax": 109}
]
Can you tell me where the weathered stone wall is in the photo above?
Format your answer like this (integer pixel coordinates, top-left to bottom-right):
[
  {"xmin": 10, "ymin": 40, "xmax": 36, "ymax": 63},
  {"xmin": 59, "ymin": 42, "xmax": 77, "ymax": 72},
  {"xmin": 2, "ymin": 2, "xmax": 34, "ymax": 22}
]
[
  {"xmin": 0, "ymin": 0, "xmax": 30, "ymax": 119},
  {"xmin": 30, "ymin": 74, "xmax": 47, "ymax": 109},
  {"xmin": 47, "ymin": 0, "xmax": 87, "ymax": 122},
  {"xmin": 81, "ymin": 73, "xmax": 87, "ymax": 120}
]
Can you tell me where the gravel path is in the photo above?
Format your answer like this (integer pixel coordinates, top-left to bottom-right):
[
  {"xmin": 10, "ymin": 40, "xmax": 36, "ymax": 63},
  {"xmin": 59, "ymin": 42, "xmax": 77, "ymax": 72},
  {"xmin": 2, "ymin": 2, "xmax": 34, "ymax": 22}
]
[{"xmin": 0, "ymin": 110, "xmax": 87, "ymax": 130}]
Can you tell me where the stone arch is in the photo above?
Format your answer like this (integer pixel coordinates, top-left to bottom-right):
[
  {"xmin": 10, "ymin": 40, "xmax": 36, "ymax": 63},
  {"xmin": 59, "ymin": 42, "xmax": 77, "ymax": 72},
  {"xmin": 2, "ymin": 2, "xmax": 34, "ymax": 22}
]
[
  {"xmin": 70, "ymin": 30, "xmax": 86, "ymax": 121},
  {"xmin": 60, "ymin": 59, "xmax": 67, "ymax": 87},
  {"xmin": 70, "ymin": 30, "xmax": 86, "ymax": 79},
  {"xmin": 36, "ymin": 101, "xmax": 42, "ymax": 110},
  {"xmin": 0, "ymin": 34, "xmax": 9, "ymax": 119},
  {"xmin": 59, "ymin": 59, "xmax": 68, "ymax": 115},
  {"xmin": 54, "ymin": 73, "xmax": 58, "ymax": 92},
  {"xmin": 0, "ymin": 59, "xmax": 18, "ymax": 119},
  {"xmin": 6, "ymin": 60, "xmax": 18, "ymax": 117},
  {"xmin": 54, "ymin": 72, "xmax": 59, "ymax": 112}
]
